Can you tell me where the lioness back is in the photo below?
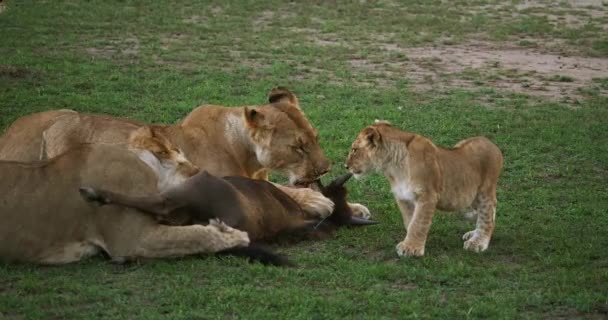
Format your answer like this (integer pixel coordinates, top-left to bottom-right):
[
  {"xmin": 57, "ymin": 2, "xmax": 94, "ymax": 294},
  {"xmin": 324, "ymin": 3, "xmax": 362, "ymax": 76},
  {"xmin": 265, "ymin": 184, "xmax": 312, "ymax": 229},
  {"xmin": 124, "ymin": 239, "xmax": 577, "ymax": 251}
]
[
  {"xmin": 42, "ymin": 113, "xmax": 143, "ymax": 159},
  {"xmin": 0, "ymin": 109, "xmax": 76, "ymax": 161}
]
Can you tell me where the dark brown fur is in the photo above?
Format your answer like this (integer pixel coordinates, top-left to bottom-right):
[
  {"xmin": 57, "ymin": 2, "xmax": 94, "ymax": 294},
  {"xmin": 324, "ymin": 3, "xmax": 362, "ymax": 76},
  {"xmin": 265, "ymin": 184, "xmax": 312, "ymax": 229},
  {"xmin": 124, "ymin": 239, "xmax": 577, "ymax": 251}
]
[{"xmin": 80, "ymin": 172, "xmax": 372, "ymax": 242}]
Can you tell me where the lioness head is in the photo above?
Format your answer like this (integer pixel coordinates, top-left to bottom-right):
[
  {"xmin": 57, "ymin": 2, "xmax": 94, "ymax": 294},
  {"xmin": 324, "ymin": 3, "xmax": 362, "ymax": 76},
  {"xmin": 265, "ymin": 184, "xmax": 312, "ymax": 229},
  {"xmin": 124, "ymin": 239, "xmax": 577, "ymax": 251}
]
[
  {"xmin": 345, "ymin": 121, "xmax": 401, "ymax": 179},
  {"xmin": 244, "ymin": 87, "xmax": 330, "ymax": 186},
  {"xmin": 129, "ymin": 126, "xmax": 199, "ymax": 189}
]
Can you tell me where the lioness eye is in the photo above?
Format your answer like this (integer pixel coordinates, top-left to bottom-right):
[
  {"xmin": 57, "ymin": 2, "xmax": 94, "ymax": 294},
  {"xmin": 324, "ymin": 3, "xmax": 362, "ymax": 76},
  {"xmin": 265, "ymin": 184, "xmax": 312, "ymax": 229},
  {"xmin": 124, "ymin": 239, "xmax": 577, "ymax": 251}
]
[{"xmin": 351, "ymin": 148, "xmax": 358, "ymax": 154}]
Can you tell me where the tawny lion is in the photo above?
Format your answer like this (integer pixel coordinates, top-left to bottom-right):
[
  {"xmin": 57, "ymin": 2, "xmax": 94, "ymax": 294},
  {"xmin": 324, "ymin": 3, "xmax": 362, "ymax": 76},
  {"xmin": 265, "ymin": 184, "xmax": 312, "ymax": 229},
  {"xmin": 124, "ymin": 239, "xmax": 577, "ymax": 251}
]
[
  {"xmin": 345, "ymin": 121, "xmax": 503, "ymax": 257},
  {"xmin": 0, "ymin": 88, "xmax": 371, "ymax": 220},
  {"xmin": 0, "ymin": 127, "xmax": 248, "ymax": 264}
]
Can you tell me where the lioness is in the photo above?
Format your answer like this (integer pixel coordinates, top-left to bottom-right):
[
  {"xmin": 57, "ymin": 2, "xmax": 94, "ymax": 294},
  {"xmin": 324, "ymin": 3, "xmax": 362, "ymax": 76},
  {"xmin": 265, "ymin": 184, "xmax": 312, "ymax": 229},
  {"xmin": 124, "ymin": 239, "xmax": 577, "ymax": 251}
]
[
  {"xmin": 0, "ymin": 109, "xmax": 76, "ymax": 161},
  {"xmin": 0, "ymin": 127, "xmax": 248, "ymax": 264},
  {"xmin": 345, "ymin": 121, "xmax": 503, "ymax": 257},
  {"xmin": 0, "ymin": 88, "xmax": 371, "ymax": 219}
]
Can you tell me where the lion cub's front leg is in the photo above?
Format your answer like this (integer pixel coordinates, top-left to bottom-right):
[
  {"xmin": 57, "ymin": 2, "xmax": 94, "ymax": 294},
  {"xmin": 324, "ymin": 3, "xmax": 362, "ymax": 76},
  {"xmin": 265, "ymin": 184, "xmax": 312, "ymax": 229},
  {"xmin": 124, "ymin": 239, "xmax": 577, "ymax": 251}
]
[{"xmin": 395, "ymin": 193, "xmax": 437, "ymax": 257}]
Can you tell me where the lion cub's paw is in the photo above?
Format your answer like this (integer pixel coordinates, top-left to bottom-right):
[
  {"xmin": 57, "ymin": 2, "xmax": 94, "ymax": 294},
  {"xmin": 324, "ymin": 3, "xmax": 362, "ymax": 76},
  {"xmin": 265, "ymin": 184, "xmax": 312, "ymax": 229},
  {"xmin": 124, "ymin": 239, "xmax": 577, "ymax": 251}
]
[
  {"xmin": 462, "ymin": 230, "xmax": 478, "ymax": 241},
  {"xmin": 463, "ymin": 231, "xmax": 490, "ymax": 253},
  {"xmin": 396, "ymin": 240, "xmax": 425, "ymax": 257},
  {"xmin": 348, "ymin": 202, "xmax": 372, "ymax": 219}
]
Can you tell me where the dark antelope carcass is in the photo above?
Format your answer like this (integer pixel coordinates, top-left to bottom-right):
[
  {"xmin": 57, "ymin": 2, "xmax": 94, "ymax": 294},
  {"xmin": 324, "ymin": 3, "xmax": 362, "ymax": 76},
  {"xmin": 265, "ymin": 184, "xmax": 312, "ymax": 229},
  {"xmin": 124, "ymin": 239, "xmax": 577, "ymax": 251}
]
[{"xmin": 80, "ymin": 171, "xmax": 377, "ymax": 265}]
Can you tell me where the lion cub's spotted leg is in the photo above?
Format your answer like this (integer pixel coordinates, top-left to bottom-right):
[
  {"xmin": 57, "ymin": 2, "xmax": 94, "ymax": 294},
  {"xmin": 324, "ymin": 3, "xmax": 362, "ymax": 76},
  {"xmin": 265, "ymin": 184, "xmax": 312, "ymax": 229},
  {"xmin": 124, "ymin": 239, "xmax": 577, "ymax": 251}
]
[
  {"xmin": 396, "ymin": 193, "xmax": 437, "ymax": 257},
  {"xmin": 396, "ymin": 198, "xmax": 414, "ymax": 229},
  {"xmin": 463, "ymin": 191, "xmax": 496, "ymax": 253}
]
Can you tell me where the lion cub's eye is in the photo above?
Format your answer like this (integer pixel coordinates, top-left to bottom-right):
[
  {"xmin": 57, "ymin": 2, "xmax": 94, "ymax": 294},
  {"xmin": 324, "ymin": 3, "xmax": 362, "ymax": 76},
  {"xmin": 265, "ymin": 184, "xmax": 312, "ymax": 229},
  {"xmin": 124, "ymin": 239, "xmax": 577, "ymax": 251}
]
[{"xmin": 157, "ymin": 150, "xmax": 169, "ymax": 157}]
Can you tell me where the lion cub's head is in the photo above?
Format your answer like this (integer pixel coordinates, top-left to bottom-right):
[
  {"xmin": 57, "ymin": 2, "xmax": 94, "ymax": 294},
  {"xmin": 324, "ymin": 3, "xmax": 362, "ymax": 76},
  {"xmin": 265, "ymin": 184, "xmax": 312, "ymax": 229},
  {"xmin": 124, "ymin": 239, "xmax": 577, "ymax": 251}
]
[
  {"xmin": 243, "ymin": 87, "xmax": 331, "ymax": 186},
  {"xmin": 129, "ymin": 126, "xmax": 199, "ymax": 190},
  {"xmin": 345, "ymin": 120, "xmax": 402, "ymax": 179}
]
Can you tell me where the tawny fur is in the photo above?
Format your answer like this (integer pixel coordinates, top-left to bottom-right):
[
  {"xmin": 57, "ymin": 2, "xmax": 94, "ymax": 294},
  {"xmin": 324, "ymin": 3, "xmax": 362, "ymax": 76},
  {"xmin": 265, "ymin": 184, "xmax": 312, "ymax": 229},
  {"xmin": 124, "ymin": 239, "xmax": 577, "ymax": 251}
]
[
  {"xmin": 0, "ymin": 130, "xmax": 247, "ymax": 265},
  {"xmin": 345, "ymin": 122, "xmax": 503, "ymax": 257},
  {"xmin": 0, "ymin": 88, "xmax": 366, "ymax": 219},
  {"xmin": 80, "ymin": 172, "xmax": 372, "ymax": 244},
  {"xmin": 0, "ymin": 109, "xmax": 76, "ymax": 161}
]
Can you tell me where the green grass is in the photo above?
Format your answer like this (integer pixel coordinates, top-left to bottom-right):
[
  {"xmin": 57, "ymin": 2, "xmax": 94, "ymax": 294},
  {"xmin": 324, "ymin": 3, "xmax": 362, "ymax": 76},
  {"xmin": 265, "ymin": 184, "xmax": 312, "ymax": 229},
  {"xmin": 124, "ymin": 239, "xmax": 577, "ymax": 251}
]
[{"xmin": 1, "ymin": 1, "xmax": 607, "ymax": 319}]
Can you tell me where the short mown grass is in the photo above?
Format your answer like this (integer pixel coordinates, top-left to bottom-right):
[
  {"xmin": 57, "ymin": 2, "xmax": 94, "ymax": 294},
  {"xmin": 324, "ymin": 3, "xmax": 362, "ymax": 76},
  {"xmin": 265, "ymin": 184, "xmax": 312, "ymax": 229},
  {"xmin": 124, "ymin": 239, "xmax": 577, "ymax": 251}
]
[{"xmin": 1, "ymin": 1, "xmax": 607, "ymax": 319}]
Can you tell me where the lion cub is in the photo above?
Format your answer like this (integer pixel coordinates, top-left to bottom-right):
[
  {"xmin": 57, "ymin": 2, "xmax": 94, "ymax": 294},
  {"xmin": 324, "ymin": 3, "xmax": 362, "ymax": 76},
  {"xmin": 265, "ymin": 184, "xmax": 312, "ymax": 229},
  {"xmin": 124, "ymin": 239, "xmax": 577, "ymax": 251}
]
[{"xmin": 345, "ymin": 121, "xmax": 503, "ymax": 257}]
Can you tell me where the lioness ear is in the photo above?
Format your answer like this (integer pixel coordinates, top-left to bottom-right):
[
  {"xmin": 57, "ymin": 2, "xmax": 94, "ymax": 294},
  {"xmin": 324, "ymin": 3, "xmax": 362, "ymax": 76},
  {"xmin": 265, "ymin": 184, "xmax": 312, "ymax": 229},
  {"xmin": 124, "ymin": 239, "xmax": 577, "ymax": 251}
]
[
  {"xmin": 363, "ymin": 127, "xmax": 381, "ymax": 147},
  {"xmin": 268, "ymin": 87, "xmax": 300, "ymax": 109},
  {"xmin": 244, "ymin": 107, "xmax": 267, "ymax": 128}
]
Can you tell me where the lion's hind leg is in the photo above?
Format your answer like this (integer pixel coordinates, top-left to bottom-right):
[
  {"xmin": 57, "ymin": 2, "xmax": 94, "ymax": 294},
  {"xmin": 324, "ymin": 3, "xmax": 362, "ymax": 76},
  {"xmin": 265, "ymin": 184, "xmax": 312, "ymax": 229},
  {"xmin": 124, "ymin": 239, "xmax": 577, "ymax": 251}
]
[
  {"xmin": 463, "ymin": 191, "xmax": 496, "ymax": 253},
  {"xmin": 107, "ymin": 220, "xmax": 250, "ymax": 261}
]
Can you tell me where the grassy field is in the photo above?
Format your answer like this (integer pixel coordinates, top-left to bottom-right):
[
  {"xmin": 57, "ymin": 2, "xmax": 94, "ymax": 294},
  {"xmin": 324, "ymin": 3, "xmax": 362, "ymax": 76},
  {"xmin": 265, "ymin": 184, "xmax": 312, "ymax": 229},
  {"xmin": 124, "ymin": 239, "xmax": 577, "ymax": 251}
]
[{"xmin": 1, "ymin": 0, "xmax": 607, "ymax": 319}]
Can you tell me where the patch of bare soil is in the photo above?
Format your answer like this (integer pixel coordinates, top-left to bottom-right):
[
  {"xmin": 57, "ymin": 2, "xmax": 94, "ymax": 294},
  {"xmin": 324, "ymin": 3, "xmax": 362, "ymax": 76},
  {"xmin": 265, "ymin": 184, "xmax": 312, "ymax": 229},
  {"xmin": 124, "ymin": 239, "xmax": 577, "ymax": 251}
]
[
  {"xmin": 85, "ymin": 37, "xmax": 140, "ymax": 60},
  {"xmin": 349, "ymin": 42, "xmax": 608, "ymax": 101},
  {"xmin": 542, "ymin": 306, "xmax": 608, "ymax": 320},
  {"xmin": 479, "ymin": 0, "xmax": 607, "ymax": 27},
  {"xmin": 0, "ymin": 65, "xmax": 32, "ymax": 78}
]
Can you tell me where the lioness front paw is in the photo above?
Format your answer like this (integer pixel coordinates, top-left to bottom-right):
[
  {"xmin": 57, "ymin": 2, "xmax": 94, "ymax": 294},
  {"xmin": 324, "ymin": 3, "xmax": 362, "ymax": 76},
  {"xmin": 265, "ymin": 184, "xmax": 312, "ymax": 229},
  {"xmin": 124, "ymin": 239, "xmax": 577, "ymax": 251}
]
[
  {"xmin": 396, "ymin": 240, "xmax": 425, "ymax": 257},
  {"xmin": 348, "ymin": 202, "xmax": 372, "ymax": 219},
  {"xmin": 463, "ymin": 231, "xmax": 490, "ymax": 253},
  {"xmin": 300, "ymin": 191, "xmax": 334, "ymax": 219},
  {"xmin": 208, "ymin": 219, "xmax": 250, "ymax": 247}
]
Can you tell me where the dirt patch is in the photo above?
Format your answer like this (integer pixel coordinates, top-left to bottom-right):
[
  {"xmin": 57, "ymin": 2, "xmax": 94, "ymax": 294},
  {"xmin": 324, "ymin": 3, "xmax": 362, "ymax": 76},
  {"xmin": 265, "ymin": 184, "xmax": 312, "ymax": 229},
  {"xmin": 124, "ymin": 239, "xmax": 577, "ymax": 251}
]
[
  {"xmin": 348, "ymin": 42, "xmax": 608, "ymax": 101},
  {"xmin": 252, "ymin": 10, "xmax": 275, "ymax": 28},
  {"xmin": 0, "ymin": 65, "xmax": 32, "ymax": 78},
  {"xmin": 183, "ymin": 15, "xmax": 206, "ymax": 24},
  {"xmin": 542, "ymin": 306, "xmax": 608, "ymax": 320},
  {"xmin": 86, "ymin": 36, "xmax": 140, "ymax": 60},
  {"xmin": 390, "ymin": 281, "xmax": 419, "ymax": 291}
]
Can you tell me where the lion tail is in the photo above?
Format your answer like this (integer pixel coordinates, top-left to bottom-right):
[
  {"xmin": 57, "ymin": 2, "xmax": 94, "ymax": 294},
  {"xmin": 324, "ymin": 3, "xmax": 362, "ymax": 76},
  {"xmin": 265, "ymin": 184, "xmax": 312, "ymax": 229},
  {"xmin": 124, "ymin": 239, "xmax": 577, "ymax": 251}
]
[{"xmin": 216, "ymin": 243, "xmax": 292, "ymax": 267}]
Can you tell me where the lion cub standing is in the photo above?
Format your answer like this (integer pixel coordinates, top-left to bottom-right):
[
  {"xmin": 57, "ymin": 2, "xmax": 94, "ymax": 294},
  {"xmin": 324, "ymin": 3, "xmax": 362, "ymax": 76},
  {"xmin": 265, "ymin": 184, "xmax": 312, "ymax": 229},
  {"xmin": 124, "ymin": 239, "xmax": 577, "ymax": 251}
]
[{"xmin": 345, "ymin": 121, "xmax": 503, "ymax": 257}]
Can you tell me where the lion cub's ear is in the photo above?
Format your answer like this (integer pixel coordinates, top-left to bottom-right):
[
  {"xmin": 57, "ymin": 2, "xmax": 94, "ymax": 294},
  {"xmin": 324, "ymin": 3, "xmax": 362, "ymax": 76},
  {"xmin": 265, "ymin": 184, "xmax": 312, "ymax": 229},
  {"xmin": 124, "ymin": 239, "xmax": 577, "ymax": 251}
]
[
  {"xmin": 363, "ymin": 127, "xmax": 381, "ymax": 147},
  {"xmin": 268, "ymin": 87, "xmax": 300, "ymax": 109}
]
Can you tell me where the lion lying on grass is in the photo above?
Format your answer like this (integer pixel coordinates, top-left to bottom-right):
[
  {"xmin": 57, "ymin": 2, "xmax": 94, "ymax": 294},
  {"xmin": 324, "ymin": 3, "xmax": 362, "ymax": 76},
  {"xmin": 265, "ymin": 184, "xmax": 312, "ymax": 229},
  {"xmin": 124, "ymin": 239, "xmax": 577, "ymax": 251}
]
[
  {"xmin": 0, "ymin": 127, "xmax": 248, "ymax": 264},
  {"xmin": 345, "ymin": 121, "xmax": 503, "ymax": 257}
]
